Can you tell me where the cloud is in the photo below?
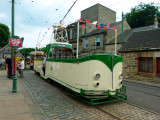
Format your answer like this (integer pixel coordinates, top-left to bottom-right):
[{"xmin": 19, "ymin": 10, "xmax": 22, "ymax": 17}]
[
  {"xmin": 0, "ymin": 13, "xmax": 6, "ymax": 18},
  {"xmin": 1, "ymin": 0, "xmax": 159, "ymax": 48}
]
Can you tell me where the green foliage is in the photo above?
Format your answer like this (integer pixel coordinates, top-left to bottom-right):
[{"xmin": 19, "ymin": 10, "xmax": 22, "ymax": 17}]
[
  {"xmin": 0, "ymin": 23, "xmax": 10, "ymax": 48},
  {"xmin": 19, "ymin": 48, "xmax": 35, "ymax": 58},
  {"xmin": 126, "ymin": 2, "xmax": 159, "ymax": 28},
  {"xmin": 41, "ymin": 47, "xmax": 46, "ymax": 53}
]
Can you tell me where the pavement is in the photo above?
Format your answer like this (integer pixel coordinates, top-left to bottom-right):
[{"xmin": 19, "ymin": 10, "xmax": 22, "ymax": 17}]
[
  {"xmin": 0, "ymin": 70, "xmax": 43, "ymax": 120},
  {"xmin": 0, "ymin": 70, "xmax": 160, "ymax": 120},
  {"xmin": 123, "ymin": 79, "xmax": 160, "ymax": 88}
]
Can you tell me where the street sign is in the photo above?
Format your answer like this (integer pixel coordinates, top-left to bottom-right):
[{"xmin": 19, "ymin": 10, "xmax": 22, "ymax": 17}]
[{"xmin": 10, "ymin": 38, "xmax": 22, "ymax": 47}]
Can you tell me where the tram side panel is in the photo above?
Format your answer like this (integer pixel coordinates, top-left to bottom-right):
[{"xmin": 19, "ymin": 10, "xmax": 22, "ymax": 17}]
[
  {"xmin": 46, "ymin": 61, "xmax": 89, "ymax": 93},
  {"xmin": 34, "ymin": 59, "xmax": 43, "ymax": 73}
]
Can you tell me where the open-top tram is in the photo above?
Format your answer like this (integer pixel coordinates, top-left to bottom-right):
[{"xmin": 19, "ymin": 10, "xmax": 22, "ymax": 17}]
[{"xmin": 34, "ymin": 24, "xmax": 127, "ymax": 105}]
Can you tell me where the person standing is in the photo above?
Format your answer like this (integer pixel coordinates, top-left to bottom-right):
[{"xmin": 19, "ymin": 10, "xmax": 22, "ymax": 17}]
[
  {"xmin": 42, "ymin": 55, "xmax": 47, "ymax": 76},
  {"xmin": 18, "ymin": 59, "xmax": 24, "ymax": 78}
]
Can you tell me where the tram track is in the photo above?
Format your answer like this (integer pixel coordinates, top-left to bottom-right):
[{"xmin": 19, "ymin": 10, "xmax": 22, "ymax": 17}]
[{"xmin": 94, "ymin": 106, "xmax": 120, "ymax": 120}]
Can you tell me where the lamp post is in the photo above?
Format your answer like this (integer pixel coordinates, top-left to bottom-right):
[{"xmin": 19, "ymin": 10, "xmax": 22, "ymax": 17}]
[
  {"xmin": 11, "ymin": 0, "xmax": 24, "ymax": 92},
  {"xmin": 11, "ymin": 0, "xmax": 17, "ymax": 93}
]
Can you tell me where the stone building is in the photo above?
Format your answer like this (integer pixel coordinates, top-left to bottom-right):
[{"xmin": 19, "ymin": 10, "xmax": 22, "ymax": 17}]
[
  {"xmin": 67, "ymin": 3, "xmax": 130, "ymax": 57},
  {"xmin": 119, "ymin": 27, "xmax": 160, "ymax": 83},
  {"xmin": 81, "ymin": 20, "xmax": 130, "ymax": 55},
  {"xmin": 81, "ymin": 3, "xmax": 116, "ymax": 25}
]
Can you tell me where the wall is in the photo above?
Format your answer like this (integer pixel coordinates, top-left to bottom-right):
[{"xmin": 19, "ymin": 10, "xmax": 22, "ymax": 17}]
[
  {"xmin": 98, "ymin": 5, "xmax": 116, "ymax": 24},
  {"xmin": 81, "ymin": 4, "xmax": 116, "ymax": 25},
  {"xmin": 120, "ymin": 51, "xmax": 160, "ymax": 83}
]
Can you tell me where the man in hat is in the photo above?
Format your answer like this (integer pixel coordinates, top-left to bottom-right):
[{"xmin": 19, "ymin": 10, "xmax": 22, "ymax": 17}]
[{"xmin": 18, "ymin": 59, "xmax": 24, "ymax": 78}]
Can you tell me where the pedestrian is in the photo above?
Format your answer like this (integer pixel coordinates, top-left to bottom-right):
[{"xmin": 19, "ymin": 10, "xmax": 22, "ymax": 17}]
[
  {"xmin": 42, "ymin": 55, "xmax": 47, "ymax": 76},
  {"xmin": 6, "ymin": 58, "xmax": 12, "ymax": 79},
  {"xmin": 18, "ymin": 59, "xmax": 24, "ymax": 78}
]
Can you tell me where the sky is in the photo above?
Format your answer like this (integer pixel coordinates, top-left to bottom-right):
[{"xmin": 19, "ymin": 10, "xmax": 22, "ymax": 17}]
[{"xmin": 0, "ymin": 0, "xmax": 159, "ymax": 48}]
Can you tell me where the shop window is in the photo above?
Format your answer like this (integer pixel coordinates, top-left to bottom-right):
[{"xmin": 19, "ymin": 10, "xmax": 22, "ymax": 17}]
[
  {"xmin": 157, "ymin": 58, "xmax": 160, "ymax": 74},
  {"xmin": 95, "ymin": 36, "xmax": 100, "ymax": 49},
  {"xmin": 138, "ymin": 57, "xmax": 153, "ymax": 73},
  {"xmin": 84, "ymin": 38, "xmax": 89, "ymax": 49}
]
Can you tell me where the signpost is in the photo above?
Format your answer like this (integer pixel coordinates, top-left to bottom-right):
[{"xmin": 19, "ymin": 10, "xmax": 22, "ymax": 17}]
[
  {"xmin": 10, "ymin": 36, "xmax": 24, "ymax": 93},
  {"xmin": 11, "ymin": 0, "xmax": 24, "ymax": 93},
  {"xmin": 10, "ymin": 38, "xmax": 23, "ymax": 47}
]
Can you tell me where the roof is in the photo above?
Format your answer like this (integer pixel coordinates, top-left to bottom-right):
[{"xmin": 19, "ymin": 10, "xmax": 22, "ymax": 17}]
[
  {"xmin": 106, "ymin": 25, "xmax": 156, "ymax": 45},
  {"xmin": 83, "ymin": 21, "xmax": 122, "ymax": 37},
  {"xmin": 119, "ymin": 28, "xmax": 160, "ymax": 52},
  {"xmin": 0, "ymin": 44, "xmax": 9, "ymax": 52}
]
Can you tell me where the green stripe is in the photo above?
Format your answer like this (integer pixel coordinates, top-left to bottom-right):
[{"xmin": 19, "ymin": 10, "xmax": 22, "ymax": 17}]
[{"xmin": 46, "ymin": 54, "xmax": 122, "ymax": 71}]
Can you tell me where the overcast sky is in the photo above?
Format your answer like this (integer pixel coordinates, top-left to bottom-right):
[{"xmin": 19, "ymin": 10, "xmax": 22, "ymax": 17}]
[{"xmin": 0, "ymin": 0, "xmax": 159, "ymax": 48}]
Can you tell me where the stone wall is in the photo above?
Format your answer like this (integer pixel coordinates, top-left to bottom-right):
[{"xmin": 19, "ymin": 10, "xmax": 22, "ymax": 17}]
[
  {"xmin": 105, "ymin": 44, "xmax": 121, "ymax": 53},
  {"xmin": 98, "ymin": 5, "xmax": 116, "ymax": 24},
  {"xmin": 81, "ymin": 34, "xmax": 105, "ymax": 52},
  {"xmin": 81, "ymin": 4, "xmax": 116, "ymax": 25},
  {"xmin": 120, "ymin": 51, "xmax": 160, "ymax": 82}
]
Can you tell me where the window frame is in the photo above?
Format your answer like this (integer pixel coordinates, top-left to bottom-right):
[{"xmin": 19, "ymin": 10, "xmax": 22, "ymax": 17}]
[
  {"xmin": 157, "ymin": 58, "xmax": 160, "ymax": 74},
  {"xmin": 84, "ymin": 38, "xmax": 89, "ymax": 49},
  {"xmin": 138, "ymin": 57, "xmax": 153, "ymax": 73},
  {"xmin": 95, "ymin": 36, "xmax": 101, "ymax": 49}
]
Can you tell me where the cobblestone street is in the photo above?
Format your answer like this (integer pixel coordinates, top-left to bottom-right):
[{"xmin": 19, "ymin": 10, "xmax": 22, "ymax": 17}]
[{"xmin": 21, "ymin": 70, "xmax": 160, "ymax": 120}]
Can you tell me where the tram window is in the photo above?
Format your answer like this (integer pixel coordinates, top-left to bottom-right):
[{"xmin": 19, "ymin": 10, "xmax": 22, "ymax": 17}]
[{"xmin": 49, "ymin": 48, "xmax": 56, "ymax": 58}]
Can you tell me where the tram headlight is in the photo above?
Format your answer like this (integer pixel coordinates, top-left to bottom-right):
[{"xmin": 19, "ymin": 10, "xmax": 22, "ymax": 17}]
[
  {"xmin": 95, "ymin": 73, "xmax": 100, "ymax": 80},
  {"xmin": 119, "ymin": 74, "xmax": 123, "ymax": 79}
]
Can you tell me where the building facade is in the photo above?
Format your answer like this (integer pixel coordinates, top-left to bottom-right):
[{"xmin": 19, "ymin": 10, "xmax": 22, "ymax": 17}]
[
  {"xmin": 67, "ymin": 3, "xmax": 130, "ymax": 57},
  {"xmin": 119, "ymin": 28, "xmax": 160, "ymax": 82}
]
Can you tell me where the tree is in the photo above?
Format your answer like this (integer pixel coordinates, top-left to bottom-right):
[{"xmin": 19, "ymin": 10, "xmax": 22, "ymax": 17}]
[
  {"xmin": 0, "ymin": 23, "xmax": 10, "ymax": 48},
  {"xmin": 126, "ymin": 2, "xmax": 160, "ymax": 28},
  {"xmin": 19, "ymin": 48, "xmax": 35, "ymax": 58},
  {"xmin": 41, "ymin": 47, "xmax": 46, "ymax": 53}
]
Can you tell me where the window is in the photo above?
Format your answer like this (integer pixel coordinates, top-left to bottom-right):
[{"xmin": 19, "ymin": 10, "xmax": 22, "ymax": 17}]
[
  {"xmin": 157, "ymin": 58, "xmax": 160, "ymax": 74},
  {"xmin": 138, "ymin": 57, "xmax": 153, "ymax": 73},
  {"xmin": 67, "ymin": 31, "xmax": 70, "ymax": 39},
  {"xmin": 73, "ymin": 29, "xmax": 77, "ymax": 39},
  {"xmin": 95, "ymin": 36, "xmax": 100, "ymax": 49},
  {"xmin": 70, "ymin": 29, "xmax": 72, "ymax": 39},
  {"xmin": 85, "ymin": 38, "xmax": 89, "ymax": 49},
  {"xmin": 74, "ymin": 48, "xmax": 77, "ymax": 57}
]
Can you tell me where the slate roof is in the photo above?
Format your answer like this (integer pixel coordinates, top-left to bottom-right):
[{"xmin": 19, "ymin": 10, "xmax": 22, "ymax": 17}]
[
  {"xmin": 83, "ymin": 21, "xmax": 122, "ymax": 37},
  {"xmin": 106, "ymin": 25, "xmax": 155, "ymax": 45},
  {"xmin": 118, "ymin": 28, "xmax": 160, "ymax": 52}
]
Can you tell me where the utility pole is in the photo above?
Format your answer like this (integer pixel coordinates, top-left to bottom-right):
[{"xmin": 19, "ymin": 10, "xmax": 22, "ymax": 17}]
[
  {"xmin": 121, "ymin": 12, "xmax": 124, "ymax": 46},
  {"xmin": 11, "ymin": 0, "xmax": 17, "ymax": 93}
]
